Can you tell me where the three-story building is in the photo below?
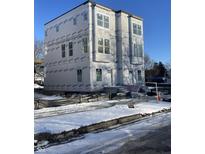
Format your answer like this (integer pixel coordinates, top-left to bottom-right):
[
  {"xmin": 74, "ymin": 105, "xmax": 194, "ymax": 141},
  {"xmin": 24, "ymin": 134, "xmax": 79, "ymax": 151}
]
[{"xmin": 44, "ymin": 0, "xmax": 145, "ymax": 92}]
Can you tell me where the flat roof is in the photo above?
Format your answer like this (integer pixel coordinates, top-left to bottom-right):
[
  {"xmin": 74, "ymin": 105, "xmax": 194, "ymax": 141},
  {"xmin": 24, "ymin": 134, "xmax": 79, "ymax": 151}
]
[{"xmin": 45, "ymin": 0, "xmax": 143, "ymax": 25}]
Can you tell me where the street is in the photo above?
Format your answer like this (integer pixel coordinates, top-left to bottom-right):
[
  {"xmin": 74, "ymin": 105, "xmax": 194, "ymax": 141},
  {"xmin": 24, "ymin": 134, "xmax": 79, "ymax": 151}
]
[
  {"xmin": 108, "ymin": 124, "xmax": 171, "ymax": 154},
  {"xmin": 36, "ymin": 112, "xmax": 171, "ymax": 154}
]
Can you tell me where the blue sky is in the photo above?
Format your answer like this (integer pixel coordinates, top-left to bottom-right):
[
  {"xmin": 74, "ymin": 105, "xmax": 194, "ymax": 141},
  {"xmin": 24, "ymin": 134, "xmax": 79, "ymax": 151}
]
[{"xmin": 35, "ymin": 0, "xmax": 170, "ymax": 63}]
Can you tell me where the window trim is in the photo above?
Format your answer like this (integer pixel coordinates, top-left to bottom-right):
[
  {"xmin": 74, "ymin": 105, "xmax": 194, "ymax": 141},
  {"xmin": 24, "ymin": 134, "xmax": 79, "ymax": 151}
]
[
  {"xmin": 96, "ymin": 13, "xmax": 110, "ymax": 29},
  {"xmin": 98, "ymin": 38, "xmax": 110, "ymax": 54},
  {"xmin": 97, "ymin": 13, "xmax": 103, "ymax": 27},
  {"xmin": 133, "ymin": 23, "xmax": 142, "ymax": 35}
]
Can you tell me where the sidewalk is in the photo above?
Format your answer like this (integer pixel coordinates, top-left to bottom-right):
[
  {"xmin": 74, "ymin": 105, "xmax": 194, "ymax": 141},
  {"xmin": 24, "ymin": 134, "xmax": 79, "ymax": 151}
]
[
  {"xmin": 35, "ymin": 99, "xmax": 132, "ymax": 119},
  {"xmin": 35, "ymin": 100, "xmax": 171, "ymax": 135}
]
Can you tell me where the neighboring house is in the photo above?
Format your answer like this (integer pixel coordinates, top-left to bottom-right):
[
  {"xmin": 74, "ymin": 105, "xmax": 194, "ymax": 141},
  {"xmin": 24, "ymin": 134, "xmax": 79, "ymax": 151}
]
[{"xmin": 44, "ymin": 0, "xmax": 145, "ymax": 92}]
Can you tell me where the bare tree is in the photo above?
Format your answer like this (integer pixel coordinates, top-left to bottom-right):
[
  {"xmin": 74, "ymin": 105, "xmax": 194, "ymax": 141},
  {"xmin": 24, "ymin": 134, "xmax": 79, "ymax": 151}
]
[
  {"xmin": 34, "ymin": 40, "xmax": 44, "ymax": 84},
  {"xmin": 165, "ymin": 62, "xmax": 171, "ymax": 70},
  {"xmin": 34, "ymin": 40, "xmax": 44, "ymax": 62},
  {"xmin": 144, "ymin": 53, "xmax": 154, "ymax": 70}
]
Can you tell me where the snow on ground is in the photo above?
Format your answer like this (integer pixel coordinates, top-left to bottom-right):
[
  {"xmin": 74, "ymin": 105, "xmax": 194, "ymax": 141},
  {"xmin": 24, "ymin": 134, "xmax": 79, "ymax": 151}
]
[
  {"xmin": 35, "ymin": 99, "xmax": 132, "ymax": 119},
  {"xmin": 35, "ymin": 112, "xmax": 171, "ymax": 154},
  {"xmin": 35, "ymin": 101, "xmax": 170, "ymax": 134},
  {"xmin": 34, "ymin": 92, "xmax": 64, "ymax": 101},
  {"xmin": 35, "ymin": 76, "xmax": 44, "ymax": 81},
  {"xmin": 34, "ymin": 84, "xmax": 44, "ymax": 89}
]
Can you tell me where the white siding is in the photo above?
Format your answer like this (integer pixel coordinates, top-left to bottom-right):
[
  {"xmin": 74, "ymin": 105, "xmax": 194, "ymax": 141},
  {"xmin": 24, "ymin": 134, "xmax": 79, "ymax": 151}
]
[{"xmin": 44, "ymin": 2, "xmax": 145, "ymax": 92}]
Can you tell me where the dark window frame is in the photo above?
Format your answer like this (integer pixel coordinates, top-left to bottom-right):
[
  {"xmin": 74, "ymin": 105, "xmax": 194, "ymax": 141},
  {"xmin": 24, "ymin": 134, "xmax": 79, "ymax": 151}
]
[
  {"xmin": 104, "ymin": 16, "xmax": 109, "ymax": 28},
  {"xmin": 82, "ymin": 38, "xmax": 88, "ymax": 53},
  {"xmin": 97, "ymin": 13, "xmax": 103, "ymax": 27},
  {"xmin": 104, "ymin": 39, "xmax": 110, "ymax": 54},
  {"xmin": 97, "ymin": 13, "xmax": 109, "ymax": 29},
  {"xmin": 69, "ymin": 42, "xmax": 73, "ymax": 56},
  {"xmin": 77, "ymin": 69, "xmax": 82, "ymax": 82},
  {"xmin": 96, "ymin": 69, "xmax": 102, "ymax": 81},
  {"xmin": 61, "ymin": 44, "xmax": 66, "ymax": 58},
  {"xmin": 98, "ymin": 38, "xmax": 103, "ymax": 53}
]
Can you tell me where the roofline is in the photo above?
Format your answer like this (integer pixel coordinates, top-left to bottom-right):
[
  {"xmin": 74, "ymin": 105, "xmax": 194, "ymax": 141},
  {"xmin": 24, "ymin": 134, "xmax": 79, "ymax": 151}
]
[
  {"xmin": 44, "ymin": 1, "xmax": 89, "ymax": 25},
  {"xmin": 115, "ymin": 10, "xmax": 143, "ymax": 21},
  {"xmin": 44, "ymin": 0, "xmax": 143, "ymax": 26}
]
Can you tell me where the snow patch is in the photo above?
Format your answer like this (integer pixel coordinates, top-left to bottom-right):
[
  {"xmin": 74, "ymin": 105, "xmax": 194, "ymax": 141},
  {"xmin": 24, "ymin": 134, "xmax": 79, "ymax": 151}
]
[
  {"xmin": 34, "ymin": 92, "xmax": 64, "ymax": 100},
  {"xmin": 35, "ymin": 101, "xmax": 170, "ymax": 134},
  {"xmin": 35, "ymin": 113, "xmax": 171, "ymax": 154},
  {"xmin": 34, "ymin": 84, "xmax": 44, "ymax": 89}
]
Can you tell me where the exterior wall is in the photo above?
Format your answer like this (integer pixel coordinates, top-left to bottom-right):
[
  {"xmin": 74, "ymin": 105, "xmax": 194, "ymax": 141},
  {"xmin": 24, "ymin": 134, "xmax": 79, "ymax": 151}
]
[
  {"xmin": 44, "ymin": 1, "xmax": 145, "ymax": 92},
  {"xmin": 116, "ymin": 12, "xmax": 145, "ymax": 86},
  {"xmin": 44, "ymin": 3, "xmax": 91, "ymax": 92},
  {"xmin": 130, "ymin": 17, "xmax": 145, "ymax": 84},
  {"xmin": 90, "ymin": 4, "xmax": 117, "ymax": 91}
]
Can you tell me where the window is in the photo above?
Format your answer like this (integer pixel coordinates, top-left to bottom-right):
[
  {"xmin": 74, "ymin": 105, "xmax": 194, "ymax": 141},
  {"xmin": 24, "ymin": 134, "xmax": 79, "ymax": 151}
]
[
  {"xmin": 77, "ymin": 69, "xmax": 82, "ymax": 82},
  {"xmin": 61, "ymin": 44, "xmax": 66, "ymax": 58},
  {"xmin": 104, "ymin": 16, "xmax": 109, "ymax": 28},
  {"xmin": 98, "ymin": 38, "xmax": 103, "ymax": 53},
  {"xmin": 69, "ymin": 42, "xmax": 73, "ymax": 56},
  {"xmin": 96, "ymin": 69, "xmax": 102, "ymax": 81},
  {"xmin": 104, "ymin": 39, "xmax": 110, "ymax": 54},
  {"xmin": 84, "ymin": 12, "xmax": 88, "ymax": 21},
  {"xmin": 73, "ymin": 18, "xmax": 77, "ymax": 25},
  {"xmin": 138, "ymin": 70, "xmax": 142, "ymax": 81},
  {"xmin": 82, "ymin": 38, "xmax": 88, "ymax": 53},
  {"xmin": 138, "ymin": 44, "xmax": 143, "ymax": 57},
  {"xmin": 133, "ymin": 23, "xmax": 141, "ymax": 35},
  {"xmin": 133, "ymin": 24, "xmax": 137, "ymax": 35},
  {"xmin": 56, "ymin": 25, "xmax": 59, "ymax": 32},
  {"xmin": 97, "ymin": 13, "xmax": 109, "ymax": 29},
  {"xmin": 97, "ymin": 14, "xmax": 103, "ymax": 27},
  {"xmin": 134, "ymin": 43, "xmax": 143, "ymax": 57},
  {"xmin": 98, "ymin": 38, "xmax": 110, "ymax": 54},
  {"xmin": 137, "ymin": 25, "xmax": 142, "ymax": 35}
]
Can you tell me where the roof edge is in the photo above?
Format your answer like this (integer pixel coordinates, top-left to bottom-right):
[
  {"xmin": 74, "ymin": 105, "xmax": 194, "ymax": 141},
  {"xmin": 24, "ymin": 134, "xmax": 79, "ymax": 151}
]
[
  {"xmin": 44, "ymin": 0, "xmax": 90, "ymax": 25},
  {"xmin": 44, "ymin": 0, "xmax": 143, "ymax": 26},
  {"xmin": 115, "ymin": 10, "xmax": 143, "ymax": 21}
]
